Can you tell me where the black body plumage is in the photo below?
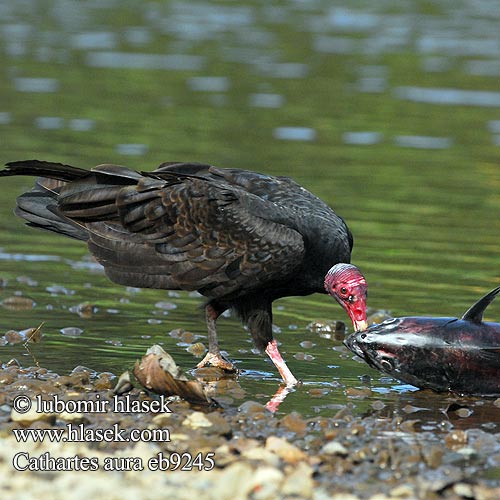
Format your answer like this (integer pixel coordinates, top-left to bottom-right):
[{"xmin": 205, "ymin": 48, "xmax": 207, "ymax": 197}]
[{"xmin": 2, "ymin": 160, "xmax": 353, "ymax": 355}]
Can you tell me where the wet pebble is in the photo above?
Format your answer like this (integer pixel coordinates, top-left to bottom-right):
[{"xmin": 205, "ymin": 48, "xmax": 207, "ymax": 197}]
[
  {"xmin": 154, "ymin": 301, "xmax": 177, "ymax": 310},
  {"xmin": 4, "ymin": 330, "xmax": 24, "ymax": 344},
  {"xmin": 147, "ymin": 318, "xmax": 162, "ymax": 325},
  {"xmin": 367, "ymin": 310, "xmax": 393, "ymax": 324},
  {"xmin": 182, "ymin": 411, "xmax": 213, "ymax": 429},
  {"xmin": 345, "ymin": 387, "xmax": 372, "ymax": 398},
  {"xmin": 46, "ymin": 284, "xmax": 75, "ymax": 295},
  {"xmin": 179, "ymin": 331, "xmax": 195, "ymax": 344},
  {"xmin": 308, "ymin": 388, "xmax": 330, "ymax": 397},
  {"xmin": 371, "ymin": 400, "xmax": 385, "ymax": 411},
  {"xmin": 307, "ymin": 320, "xmax": 346, "ymax": 337},
  {"xmin": 238, "ymin": 401, "xmax": 268, "ymax": 415},
  {"xmin": 445, "ymin": 430, "xmax": 468, "ymax": 449},
  {"xmin": 0, "ymin": 372, "xmax": 16, "ymax": 385},
  {"xmin": 94, "ymin": 372, "xmax": 115, "ymax": 390},
  {"xmin": 187, "ymin": 342, "xmax": 207, "ymax": 357},
  {"xmin": 1, "ymin": 296, "xmax": 36, "ymax": 310},
  {"xmin": 60, "ymin": 327, "xmax": 84, "ymax": 337},
  {"xmin": 104, "ymin": 339, "xmax": 123, "ymax": 347},
  {"xmin": 300, "ymin": 340, "xmax": 315, "ymax": 348},
  {"xmin": 16, "ymin": 275, "xmax": 38, "ymax": 286},
  {"xmin": 280, "ymin": 411, "xmax": 307, "ymax": 436},
  {"xmin": 69, "ymin": 302, "xmax": 97, "ymax": 318},
  {"xmin": 114, "ymin": 371, "xmax": 133, "ymax": 395},
  {"xmin": 293, "ymin": 352, "xmax": 315, "ymax": 361},
  {"xmin": 169, "ymin": 328, "xmax": 183, "ymax": 338}
]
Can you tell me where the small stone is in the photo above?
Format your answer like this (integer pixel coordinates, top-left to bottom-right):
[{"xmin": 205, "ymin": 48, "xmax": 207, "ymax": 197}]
[
  {"xmin": 400, "ymin": 420, "xmax": 420, "ymax": 433},
  {"xmin": 345, "ymin": 387, "xmax": 372, "ymax": 398},
  {"xmin": 182, "ymin": 411, "xmax": 212, "ymax": 429},
  {"xmin": 11, "ymin": 407, "xmax": 55, "ymax": 425},
  {"xmin": 0, "ymin": 372, "xmax": 15, "ymax": 385},
  {"xmin": 73, "ymin": 302, "xmax": 96, "ymax": 318},
  {"xmin": 94, "ymin": 372, "xmax": 114, "ymax": 390},
  {"xmin": 265, "ymin": 436, "xmax": 307, "ymax": 464},
  {"xmin": 216, "ymin": 462, "xmax": 254, "ymax": 499},
  {"xmin": 422, "ymin": 445, "xmax": 444, "ymax": 468},
  {"xmin": 390, "ymin": 484, "xmax": 415, "ymax": 497},
  {"xmin": 320, "ymin": 441, "xmax": 348, "ymax": 456},
  {"xmin": 58, "ymin": 411, "xmax": 86, "ymax": 423},
  {"xmin": 155, "ymin": 301, "xmax": 177, "ymax": 310},
  {"xmin": 456, "ymin": 447, "xmax": 478, "ymax": 459},
  {"xmin": 280, "ymin": 411, "xmax": 307, "ymax": 435},
  {"xmin": 445, "ymin": 430, "xmax": 468, "ymax": 449},
  {"xmin": 307, "ymin": 320, "xmax": 345, "ymax": 338},
  {"xmin": 60, "ymin": 327, "xmax": 84, "ymax": 337},
  {"xmin": 453, "ymin": 483, "xmax": 474, "ymax": 498},
  {"xmin": 179, "ymin": 331, "xmax": 195, "ymax": 343},
  {"xmin": 300, "ymin": 340, "xmax": 315, "ymax": 348},
  {"xmin": 114, "ymin": 371, "xmax": 133, "ymax": 395},
  {"xmin": 242, "ymin": 448, "xmax": 281, "ymax": 467},
  {"xmin": 330, "ymin": 495, "xmax": 360, "ymax": 500},
  {"xmin": 282, "ymin": 461, "xmax": 313, "ymax": 497},
  {"xmin": 455, "ymin": 407, "xmax": 473, "ymax": 418},
  {"xmin": 238, "ymin": 401, "xmax": 268, "ymax": 414},
  {"xmin": 169, "ymin": 328, "xmax": 183, "ymax": 338},
  {"xmin": 1, "ymin": 296, "xmax": 36, "ymax": 310},
  {"xmin": 249, "ymin": 466, "xmax": 284, "ymax": 498},
  {"xmin": 371, "ymin": 400, "xmax": 385, "ymax": 411},
  {"xmin": 4, "ymin": 331, "xmax": 24, "ymax": 344},
  {"xmin": 187, "ymin": 342, "xmax": 207, "ymax": 357},
  {"xmin": 205, "ymin": 412, "xmax": 231, "ymax": 436},
  {"xmin": 151, "ymin": 413, "xmax": 173, "ymax": 426}
]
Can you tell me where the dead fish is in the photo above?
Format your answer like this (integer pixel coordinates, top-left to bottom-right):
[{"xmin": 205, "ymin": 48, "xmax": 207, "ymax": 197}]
[{"xmin": 344, "ymin": 286, "xmax": 500, "ymax": 396}]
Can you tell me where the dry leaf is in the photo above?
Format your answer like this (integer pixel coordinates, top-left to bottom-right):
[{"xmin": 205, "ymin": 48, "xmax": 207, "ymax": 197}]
[{"xmin": 133, "ymin": 345, "xmax": 211, "ymax": 405}]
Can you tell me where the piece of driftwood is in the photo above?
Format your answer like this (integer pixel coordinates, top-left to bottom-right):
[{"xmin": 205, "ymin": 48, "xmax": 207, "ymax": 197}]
[{"xmin": 133, "ymin": 345, "xmax": 211, "ymax": 405}]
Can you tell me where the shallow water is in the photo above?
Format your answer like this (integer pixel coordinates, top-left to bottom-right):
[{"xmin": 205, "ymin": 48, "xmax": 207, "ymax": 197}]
[{"xmin": 1, "ymin": 0, "xmax": 500, "ymax": 432}]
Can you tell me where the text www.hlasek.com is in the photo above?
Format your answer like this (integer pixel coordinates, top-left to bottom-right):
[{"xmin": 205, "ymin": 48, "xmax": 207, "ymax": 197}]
[
  {"xmin": 11, "ymin": 394, "xmax": 216, "ymax": 472},
  {"xmin": 13, "ymin": 424, "xmax": 170, "ymax": 443}
]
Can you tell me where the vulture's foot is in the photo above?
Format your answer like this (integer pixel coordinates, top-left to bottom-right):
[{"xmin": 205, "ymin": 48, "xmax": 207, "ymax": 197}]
[{"xmin": 196, "ymin": 352, "xmax": 237, "ymax": 372}]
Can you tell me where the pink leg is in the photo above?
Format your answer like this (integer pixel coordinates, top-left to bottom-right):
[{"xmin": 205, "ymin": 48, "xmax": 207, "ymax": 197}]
[
  {"xmin": 265, "ymin": 385, "xmax": 294, "ymax": 413},
  {"xmin": 265, "ymin": 339, "xmax": 298, "ymax": 387}
]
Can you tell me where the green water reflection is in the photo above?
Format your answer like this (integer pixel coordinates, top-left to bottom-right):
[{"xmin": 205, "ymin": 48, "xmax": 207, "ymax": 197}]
[{"xmin": 1, "ymin": 1, "xmax": 499, "ymax": 420}]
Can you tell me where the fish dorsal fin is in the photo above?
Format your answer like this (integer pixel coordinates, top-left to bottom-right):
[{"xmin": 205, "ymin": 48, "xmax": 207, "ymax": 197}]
[{"xmin": 461, "ymin": 286, "xmax": 500, "ymax": 324}]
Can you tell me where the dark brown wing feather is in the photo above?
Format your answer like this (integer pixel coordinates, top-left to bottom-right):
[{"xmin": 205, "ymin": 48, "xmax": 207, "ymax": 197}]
[
  {"xmin": 2, "ymin": 160, "xmax": 352, "ymax": 301},
  {"xmin": 51, "ymin": 164, "xmax": 305, "ymax": 298}
]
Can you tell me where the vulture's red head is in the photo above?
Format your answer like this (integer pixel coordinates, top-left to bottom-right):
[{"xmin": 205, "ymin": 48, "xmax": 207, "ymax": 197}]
[{"xmin": 324, "ymin": 263, "xmax": 368, "ymax": 332}]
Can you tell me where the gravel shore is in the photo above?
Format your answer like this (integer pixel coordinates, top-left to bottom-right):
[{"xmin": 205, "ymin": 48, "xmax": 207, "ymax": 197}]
[{"xmin": 1, "ymin": 359, "xmax": 499, "ymax": 500}]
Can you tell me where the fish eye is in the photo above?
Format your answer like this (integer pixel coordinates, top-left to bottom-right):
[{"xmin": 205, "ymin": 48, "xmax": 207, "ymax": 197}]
[
  {"xmin": 380, "ymin": 358, "xmax": 395, "ymax": 372},
  {"xmin": 340, "ymin": 287, "xmax": 347, "ymax": 295},
  {"xmin": 360, "ymin": 333, "xmax": 367, "ymax": 340}
]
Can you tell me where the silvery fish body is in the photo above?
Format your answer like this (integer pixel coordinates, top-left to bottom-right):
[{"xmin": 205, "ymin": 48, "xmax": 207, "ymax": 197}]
[{"xmin": 345, "ymin": 286, "xmax": 500, "ymax": 396}]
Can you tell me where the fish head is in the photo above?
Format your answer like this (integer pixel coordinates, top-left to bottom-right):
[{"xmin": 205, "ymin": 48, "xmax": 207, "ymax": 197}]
[
  {"xmin": 344, "ymin": 316, "xmax": 465, "ymax": 390},
  {"xmin": 344, "ymin": 318, "xmax": 406, "ymax": 374}
]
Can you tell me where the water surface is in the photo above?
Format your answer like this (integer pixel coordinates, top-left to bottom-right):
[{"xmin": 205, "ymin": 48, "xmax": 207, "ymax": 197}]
[{"xmin": 1, "ymin": 1, "xmax": 499, "ymax": 430}]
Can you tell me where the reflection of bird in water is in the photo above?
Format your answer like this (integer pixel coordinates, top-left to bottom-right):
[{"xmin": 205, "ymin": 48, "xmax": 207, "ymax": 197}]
[{"xmin": 1, "ymin": 159, "xmax": 368, "ymax": 385}]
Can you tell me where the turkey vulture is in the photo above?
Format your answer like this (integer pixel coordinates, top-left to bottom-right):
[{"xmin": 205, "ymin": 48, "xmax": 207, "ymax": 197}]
[{"xmin": 1, "ymin": 160, "xmax": 368, "ymax": 385}]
